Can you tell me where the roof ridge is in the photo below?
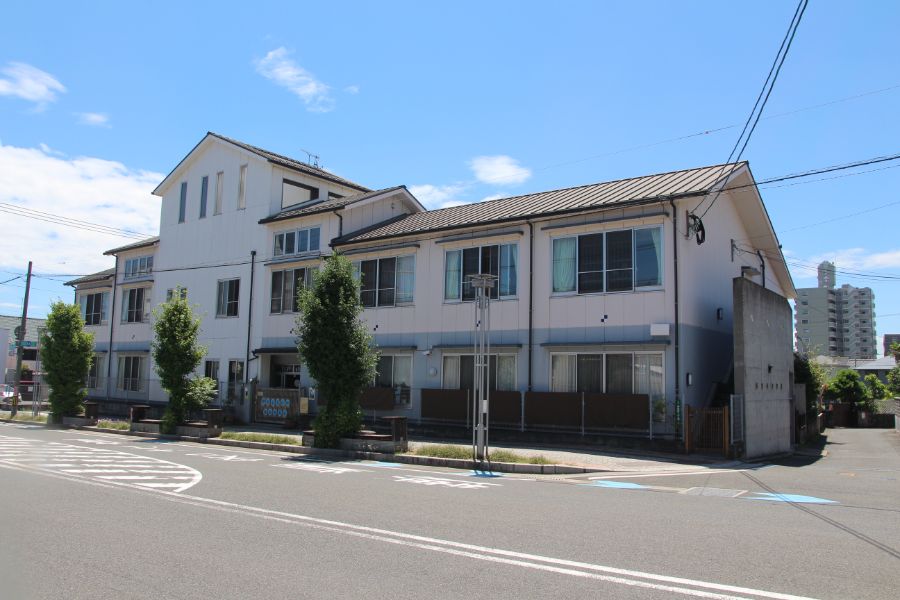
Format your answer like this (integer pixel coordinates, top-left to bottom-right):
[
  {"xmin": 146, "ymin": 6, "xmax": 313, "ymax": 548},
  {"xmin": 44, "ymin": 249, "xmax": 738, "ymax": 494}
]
[
  {"xmin": 207, "ymin": 132, "xmax": 370, "ymax": 191},
  {"xmin": 414, "ymin": 161, "xmax": 746, "ymax": 217}
]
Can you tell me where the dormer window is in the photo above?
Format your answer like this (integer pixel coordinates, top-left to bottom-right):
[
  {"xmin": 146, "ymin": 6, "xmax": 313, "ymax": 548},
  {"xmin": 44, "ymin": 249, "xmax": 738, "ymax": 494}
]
[
  {"xmin": 124, "ymin": 256, "xmax": 154, "ymax": 279},
  {"xmin": 282, "ymin": 179, "xmax": 319, "ymax": 209},
  {"xmin": 274, "ymin": 226, "xmax": 320, "ymax": 257}
]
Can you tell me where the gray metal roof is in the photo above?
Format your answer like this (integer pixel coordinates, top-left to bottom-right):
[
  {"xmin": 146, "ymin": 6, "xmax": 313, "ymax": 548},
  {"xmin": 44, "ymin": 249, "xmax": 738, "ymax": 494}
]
[
  {"xmin": 103, "ymin": 236, "xmax": 160, "ymax": 256},
  {"xmin": 259, "ymin": 186, "xmax": 407, "ymax": 225},
  {"xmin": 208, "ymin": 133, "xmax": 370, "ymax": 193},
  {"xmin": 65, "ymin": 268, "xmax": 116, "ymax": 287},
  {"xmin": 334, "ymin": 163, "xmax": 744, "ymax": 245},
  {"xmin": 0, "ymin": 314, "xmax": 46, "ymax": 344}
]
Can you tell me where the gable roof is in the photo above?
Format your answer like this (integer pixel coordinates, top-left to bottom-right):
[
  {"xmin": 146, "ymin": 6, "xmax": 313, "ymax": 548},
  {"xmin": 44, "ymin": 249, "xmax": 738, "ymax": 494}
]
[
  {"xmin": 103, "ymin": 236, "xmax": 160, "ymax": 256},
  {"xmin": 65, "ymin": 268, "xmax": 116, "ymax": 287},
  {"xmin": 335, "ymin": 163, "xmax": 743, "ymax": 245},
  {"xmin": 259, "ymin": 186, "xmax": 415, "ymax": 225},
  {"xmin": 152, "ymin": 132, "xmax": 371, "ymax": 196}
]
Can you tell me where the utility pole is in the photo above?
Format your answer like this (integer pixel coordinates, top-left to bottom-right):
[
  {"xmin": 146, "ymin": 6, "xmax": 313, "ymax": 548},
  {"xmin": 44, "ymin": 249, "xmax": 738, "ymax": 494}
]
[
  {"xmin": 470, "ymin": 273, "xmax": 495, "ymax": 464},
  {"xmin": 12, "ymin": 261, "xmax": 33, "ymax": 417}
]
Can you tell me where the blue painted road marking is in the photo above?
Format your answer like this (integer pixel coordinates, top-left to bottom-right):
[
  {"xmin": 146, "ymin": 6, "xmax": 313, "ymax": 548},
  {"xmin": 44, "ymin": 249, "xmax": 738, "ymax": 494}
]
[
  {"xmin": 744, "ymin": 492, "xmax": 837, "ymax": 505},
  {"xmin": 469, "ymin": 470, "xmax": 503, "ymax": 478},
  {"xmin": 585, "ymin": 481, "xmax": 647, "ymax": 490},
  {"xmin": 365, "ymin": 462, "xmax": 404, "ymax": 469}
]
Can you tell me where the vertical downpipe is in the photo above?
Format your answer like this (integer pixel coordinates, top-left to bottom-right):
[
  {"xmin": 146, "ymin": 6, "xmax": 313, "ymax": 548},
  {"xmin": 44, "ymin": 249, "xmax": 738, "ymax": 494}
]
[
  {"xmin": 669, "ymin": 200, "xmax": 682, "ymax": 445},
  {"xmin": 106, "ymin": 255, "xmax": 119, "ymax": 404},
  {"xmin": 245, "ymin": 250, "xmax": 256, "ymax": 406},
  {"xmin": 527, "ymin": 221, "xmax": 534, "ymax": 392}
]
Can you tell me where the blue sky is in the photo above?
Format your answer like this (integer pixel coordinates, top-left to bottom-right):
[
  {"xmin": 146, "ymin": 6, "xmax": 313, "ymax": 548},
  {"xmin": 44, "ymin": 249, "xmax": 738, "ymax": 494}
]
[{"xmin": 1, "ymin": 1, "xmax": 898, "ymax": 355}]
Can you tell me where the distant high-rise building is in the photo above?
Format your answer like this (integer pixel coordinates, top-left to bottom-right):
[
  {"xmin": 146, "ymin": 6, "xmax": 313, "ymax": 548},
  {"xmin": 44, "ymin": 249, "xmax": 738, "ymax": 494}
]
[
  {"xmin": 818, "ymin": 260, "xmax": 835, "ymax": 289},
  {"xmin": 794, "ymin": 261, "xmax": 877, "ymax": 359},
  {"xmin": 885, "ymin": 334, "xmax": 900, "ymax": 357}
]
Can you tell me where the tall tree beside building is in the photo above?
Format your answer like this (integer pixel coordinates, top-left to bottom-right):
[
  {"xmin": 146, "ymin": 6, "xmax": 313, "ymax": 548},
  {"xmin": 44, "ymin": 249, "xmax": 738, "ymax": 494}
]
[
  {"xmin": 297, "ymin": 254, "xmax": 378, "ymax": 448},
  {"xmin": 152, "ymin": 287, "xmax": 216, "ymax": 432},
  {"xmin": 41, "ymin": 301, "xmax": 94, "ymax": 421}
]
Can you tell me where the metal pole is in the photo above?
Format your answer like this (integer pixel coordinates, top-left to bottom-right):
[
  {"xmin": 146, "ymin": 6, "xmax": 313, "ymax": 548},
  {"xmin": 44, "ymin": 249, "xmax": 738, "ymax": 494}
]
[{"xmin": 12, "ymin": 261, "xmax": 32, "ymax": 417}]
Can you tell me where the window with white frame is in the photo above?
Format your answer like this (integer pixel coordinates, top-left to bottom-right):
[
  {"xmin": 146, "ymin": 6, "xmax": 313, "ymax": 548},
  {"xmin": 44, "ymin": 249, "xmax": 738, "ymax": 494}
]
[
  {"xmin": 375, "ymin": 355, "xmax": 412, "ymax": 405},
  {"xmin": 238, "ymin": 164, "xmax": 247, "ymax": 209},
  {"xmin": 552, "ymin": 226, "xmax": 662, "ymax": 294},
  {"xmin": 122, "ymin": 287, "xmax": 146, "ymax": 323},
  {"xmin": 214, "ymin": 171, "xmax": 224, "ymax": 215},
  {"xmin": 86, "ymin": 354, "xmax": 105, "ymax": 389},
  {"xmin": 273, "ymin": 226, "xmax": 321, "ymax": 258},
  {"xmin": 281, "ymin": 179, "xmax": 319, "ymax": 209},
  {"xmin": 117, "ymin": 355, "xmax": 143, "ymax": 391},
  {"xmin": 444, "ymin": 243, "xmax": 517, "ymax": 301},
  {"xmin": 204, "ymin": 360, "xmax": 220, "ymax": 382},
  {"xmin": 270, "ymin": 267, "xmax": 316, "ymax": 314},
  {"xmin": 178, "ymin": 181, "xmax": 187, "ymax": 223},
  {"xmin": 124, "ymin": 256, "xmax": 153, "ymax": 279},
  {"xmin": 216, "ymin": 279, "xmax": 240, "ymax": 317},
  {"xmin": 550, "ymin": 351, "xmax": 665, "ymax": 416},
  {"xmin": 199, "ymin": 175, "xmax": 209, "ymax": 218},
  {"xmin": 79, "ymin": 291, "xmax": 109, "ymax": 326},
  {"xmin": 166, "ymin": 287, "xmax": 187, "ymax": 301},
  {"xmin": 441, "ymin": 354, "xmax": 516, "ymax": 391},
  {"xmin": 354, "ymin": 255, "xmax": 415, "ymax": 308}
]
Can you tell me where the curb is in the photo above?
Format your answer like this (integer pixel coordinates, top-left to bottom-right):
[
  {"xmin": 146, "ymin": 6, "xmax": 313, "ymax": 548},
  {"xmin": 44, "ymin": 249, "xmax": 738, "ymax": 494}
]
[{"xmin": 23, "ymin": 422, "xmax": 604, "ymax": 474}]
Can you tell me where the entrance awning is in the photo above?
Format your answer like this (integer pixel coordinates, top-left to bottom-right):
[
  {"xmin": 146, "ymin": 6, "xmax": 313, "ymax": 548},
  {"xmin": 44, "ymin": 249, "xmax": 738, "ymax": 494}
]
[{"xmin": 252, "ymin": 347, "xmax": 297, "ymax": 355}]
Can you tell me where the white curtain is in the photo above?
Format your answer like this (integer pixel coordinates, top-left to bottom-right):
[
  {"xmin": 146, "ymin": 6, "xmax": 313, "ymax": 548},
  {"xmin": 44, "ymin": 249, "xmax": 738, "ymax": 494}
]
[
  {"xmin": 496, "ymin": 355, "xmax": 516, "ymax": 391},
  {"xmin": 552, "ymin": 238, "xmax": 576, "ymax": 292},
  {"xmin": 551, "ymin": 355, "xmax": 576, "ymax": 392},
  {"xmin": 396, "ymin": 255, "xmax": 415, "ymax": 303},
  {"xmin": 442, "ymin": 356, "xmax": 460, "ymax": 389},
  {"xmin": 444, "ymin": 251, "xmax": 461, "ymax": 300}
]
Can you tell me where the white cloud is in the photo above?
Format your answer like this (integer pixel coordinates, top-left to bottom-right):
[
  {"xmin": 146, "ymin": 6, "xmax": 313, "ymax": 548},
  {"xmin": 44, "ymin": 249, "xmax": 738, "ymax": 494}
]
[
  {"xmin": 468, "ymin": 155, "xmax": 531, "ymax": 186},
  {"xmin": 0, "ymin": 62, "xmax": 66, "ymax": 108},
  {"xmin": 408, "ymin": 183, "xmax": 467, "ymax": 209},
  {"xmin": 254, "ymin": 47, "xmax": 333, "ymax": 112},
  {"xmin": 480, "ymin": 194, "xmax": 504, "ymax": 202},
  {"xmin": 76, "ymin": 112, "xmax": 111, "ymax": 127},
  {"xmin": 808, "ymin": 247, "xmax": 900, "ymax": 271},
  {"xmin": 0, "ymin": 142, "xmax": 162, "ymax": 276},
  {"xmin": 344, "ymin": 85, "xmax": 360, "ymax": 94}
]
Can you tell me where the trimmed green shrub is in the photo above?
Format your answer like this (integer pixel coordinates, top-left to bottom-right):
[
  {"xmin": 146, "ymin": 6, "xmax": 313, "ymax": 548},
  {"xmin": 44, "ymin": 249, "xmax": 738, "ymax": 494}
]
[
  {"xmin": 41, "ymin": 301, "xmax": 94, "ymax": 418},
  {"xmin": 296, "ymin": 254, "xmax": 378, "ymax": 448}
]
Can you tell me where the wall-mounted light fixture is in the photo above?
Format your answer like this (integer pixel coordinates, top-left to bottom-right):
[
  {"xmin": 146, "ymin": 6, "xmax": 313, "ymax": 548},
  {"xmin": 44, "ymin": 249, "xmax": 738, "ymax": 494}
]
[
  {"xmin": 716, "ymin": 308, "xmax": 724, "ymax": 321},
  {"xmin": 686, "ymin": 373, "xmax": 693, "ymax": 387}
]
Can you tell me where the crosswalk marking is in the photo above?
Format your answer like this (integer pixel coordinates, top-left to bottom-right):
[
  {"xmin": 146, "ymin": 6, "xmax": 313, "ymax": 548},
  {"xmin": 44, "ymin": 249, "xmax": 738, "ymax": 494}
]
[{"xmin": 0, "ymin": 434, "xmax": 202, "ymax": 493}]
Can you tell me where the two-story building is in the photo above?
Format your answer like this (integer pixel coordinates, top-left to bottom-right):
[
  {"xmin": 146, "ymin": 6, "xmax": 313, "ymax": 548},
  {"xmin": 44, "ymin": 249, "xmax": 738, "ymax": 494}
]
[{"xmin": 69, "ymin": 132, "xmax": 795, "ymax": 444}]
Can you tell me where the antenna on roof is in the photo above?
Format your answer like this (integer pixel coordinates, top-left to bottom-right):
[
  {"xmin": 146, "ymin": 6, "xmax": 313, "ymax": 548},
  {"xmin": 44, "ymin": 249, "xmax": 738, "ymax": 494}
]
[{"xmin": 300, "ymin": 148, "xmax": 321, "ymax": 169}]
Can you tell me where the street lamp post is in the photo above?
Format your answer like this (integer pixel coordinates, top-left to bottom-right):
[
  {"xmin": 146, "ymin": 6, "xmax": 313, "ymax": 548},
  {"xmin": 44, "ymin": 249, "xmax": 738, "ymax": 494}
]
[{"xmin": 469, "ymin": 273, "xmax": 495, "ymax": 463}]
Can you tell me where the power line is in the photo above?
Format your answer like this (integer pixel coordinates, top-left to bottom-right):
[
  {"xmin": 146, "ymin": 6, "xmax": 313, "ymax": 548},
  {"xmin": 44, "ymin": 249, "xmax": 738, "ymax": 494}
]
[
  {"xmin": 0, "ymin": 203, "xmax": 148, "ymax": 240},
  {"xmin": 0, "ymin": 275, "xmax": 22, "ymax": 285},
  {"xmin": 694, "ymin": 0, "xmax": 808, "ymax": 220}
]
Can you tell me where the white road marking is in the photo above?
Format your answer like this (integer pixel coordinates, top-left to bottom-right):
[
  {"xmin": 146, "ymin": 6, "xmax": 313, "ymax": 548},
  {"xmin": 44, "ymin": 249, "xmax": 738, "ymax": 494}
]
[
  {"xmin": 392, "ymin": 475, "xmax": 501, "ymax": 490},
  {"xmin": 274, "ymin": 463, "xmax": 361, "ymax": 474},
  {"xmin": 0, "ymin": 434, "xmax": 201, "ymax": 492},
  {"xmin": 0, "ymin": 459, "xmax": 822, "ymax": 600},
  {"xmin": 588, "ymin": 468, "xmax": 765, "ymax": 480},
  {"xmin": 186, "ymin": 453, "xmax": 263, "ymax": 462},
  {"xmin": 64, "ymin": 438, "xmax": 121, "ymax": 445}
]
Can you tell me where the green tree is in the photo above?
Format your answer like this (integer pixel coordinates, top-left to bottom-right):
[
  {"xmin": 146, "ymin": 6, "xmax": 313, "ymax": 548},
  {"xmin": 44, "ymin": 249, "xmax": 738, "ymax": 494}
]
[
  {"xmin": 891, "ymin": 342, "xmax": 900, "ymax": 363},
  {"xmin": 151, "ymin": 287, "xmax": 216, "ymax": 433},
  {"xmin": 41, "ymin": 301, "xmax": 94, "ymax": 420},
  {"xmin": 824, "ymin": 369, "xmax": 867, "ymax": 406},
  {"xmin": 794, "ymin": 353, "xmax": 826, "ymax": 414},
  {"xmin": 296, "ymin": 254, "xmax": 378, "ymax": 448},
  {"xmin": 863, "ymin": 373, "xmax": 887, "ymax": 399},
  {"xmin": 887, "ymin": 366, "xmax": 900, "ymax": 396}
]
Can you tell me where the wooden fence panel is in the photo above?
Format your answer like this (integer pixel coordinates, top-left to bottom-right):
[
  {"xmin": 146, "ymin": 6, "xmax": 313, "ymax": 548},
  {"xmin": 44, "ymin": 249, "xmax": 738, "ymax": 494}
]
[
  {"xmin": 490, "ymin": 391, "xmax": 522, "ymax": 427},
  {"xmin": 524, "ymin": 392, "xmax": 581, "ymax": 429},
  {"xmin": 421, "ymin": 389, "xmax": 468, "ymax": 422},
  {"xmin": 584, "ymin": 393, "xmax": 650, "ymax": 430},
  {"xmin": 359, "ymin": 387, "xmax": 395, "ymax": 410}
]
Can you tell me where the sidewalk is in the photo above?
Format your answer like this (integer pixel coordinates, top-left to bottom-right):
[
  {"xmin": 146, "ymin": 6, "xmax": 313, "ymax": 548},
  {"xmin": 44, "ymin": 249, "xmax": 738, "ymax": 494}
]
[{"xmin": 218, "ymin": 422, "xmax": 739, "ymax": 473}]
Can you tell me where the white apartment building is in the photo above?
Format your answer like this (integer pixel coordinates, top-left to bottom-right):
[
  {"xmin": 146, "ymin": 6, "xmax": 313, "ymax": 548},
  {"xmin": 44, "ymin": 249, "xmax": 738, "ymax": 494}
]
[{"xmin": 68, "ymin": 133, "xmax": 795, "ymax": 440}]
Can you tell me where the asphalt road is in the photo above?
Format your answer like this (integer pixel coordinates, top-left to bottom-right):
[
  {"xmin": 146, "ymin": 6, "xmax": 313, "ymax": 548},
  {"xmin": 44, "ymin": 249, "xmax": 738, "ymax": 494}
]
[{"xmin": 1, "ymin": 423, "xmax": 898, "ymax": 599}]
